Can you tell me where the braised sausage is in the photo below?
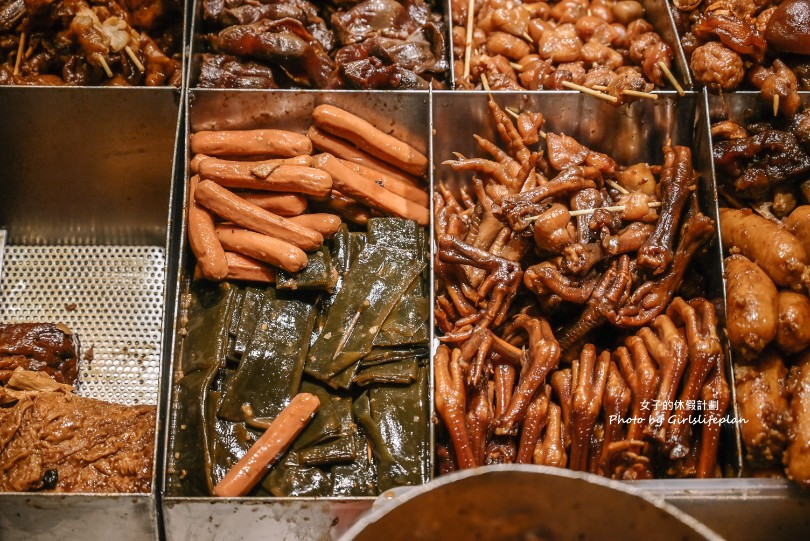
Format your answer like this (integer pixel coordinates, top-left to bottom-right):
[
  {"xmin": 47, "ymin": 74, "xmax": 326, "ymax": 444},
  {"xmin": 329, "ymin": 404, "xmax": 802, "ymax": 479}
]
[
  {"xmin": 312, "ymin": 190, "xmax": 374, "ymax": 225},
  {"xmin": 224, "ymin": 252, "xmax": 276, "ymax": 283},
  {"xmin": 287, "ymin": 213, "xmax": 342, "ymax": 238},
  {"xmin": 338, "ymin": 158, "xmax": 429, "ymax": 207},
  {"xmin": 311, "ymin": 105, "xmax": 428, "ymax": 177},
  {"xmin": 785, "ymin": 205, "xmax": 810, "ymax": 258},
  {"xmin": 190, "ymin": 130, "xmax": 312, "ymax": 158},
  {"xmin": 215, "ymin": 226, "xmax": 307, "ymax": 273},
  {"xmin": 786, "ymin": 351, "xmax": 810, "ymax": 488},
  {"xmin": 190, "ymin": 153, "xmax": 210, "ymax": 174},
  {"xmin": 307, "ymin": 126, "xmax": 422, "ymax": 186},
  {"xmin": 188, "ymin": 175, "xmax": 228, "ymax": 281},
  {"xmin": 720, "ymin": 208, "xmax": 809, "ymax": 289},
  {"xmin": 195, "ymin": 180, "xmax": 323, "ymax": 251},
  {"xmin": 724, "ymin": 254, "xmax": 779, "ymax": 359},
  {"xmin": 776, "ymin": 291, "xmax": 810, "ymax": 354},
  {"xmin": 236, "ymin": 192, "xmax": 307, "ymax": 217},
  {"xmin": 213, "ymin": 393, "xmax": 319, "ymax": 497},
  {"xmin": 735, "ymin": 352, "xmax": 791, "ymax": 468},
  {"xmin": 312, "ymin": 154, "xmax": 430, "ymax": 226},
  {"xmin": 198, "ymin": 158, "xmax": 330, "ymax": 198}
]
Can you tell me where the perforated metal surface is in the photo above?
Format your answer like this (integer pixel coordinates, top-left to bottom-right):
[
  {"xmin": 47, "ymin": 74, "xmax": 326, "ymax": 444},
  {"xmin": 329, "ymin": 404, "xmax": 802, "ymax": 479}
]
[{"xmin": 0, "ymin": 245, "xmax": 165, "ymax": 405}]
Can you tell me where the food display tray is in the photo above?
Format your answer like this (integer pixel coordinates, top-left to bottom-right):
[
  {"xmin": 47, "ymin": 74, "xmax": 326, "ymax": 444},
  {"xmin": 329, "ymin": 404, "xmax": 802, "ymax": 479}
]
[
  {"xmin": 0, "ymin": 87, "xmax": 182, "ymax": 541},
  {"xmin": 1, "ymin": 0, "xmax": 810, "ymax": 537},
  {"xmin": 159, "ymin": 87, "xmax": 810, "ymax": 541},
  {"xmin": 161, "ymin": 89, "xmax": 432, "ymax": 541}
]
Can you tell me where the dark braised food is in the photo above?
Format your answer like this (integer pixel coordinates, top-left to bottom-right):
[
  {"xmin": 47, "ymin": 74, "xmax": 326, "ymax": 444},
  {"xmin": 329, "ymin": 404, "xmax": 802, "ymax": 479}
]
[
  {"xmin": 677, "ymin": 0, "xmax": 810, "ymax": 115},
  {"xmin": 198, "ymin": 0, "xmax": 449, "ymax": 89},
  {"xmin": 0, "ymin": 0, "xmax": 182, "ymax": 85},
  {"xmin": 713, "ymin": 108, "xmax": 810, "ymax": 486},
  {"xmin": 434, "ymin": 97, "xmax": 729, "ymax": 479},
  {"xmin": 450, "ymin": 0, "xmax": 676, "ymax": 103},
  {"xmin": 0, "ymin": 322, "xmax": 78, "ymax": 384},
  {"xmin": 0, "ymin": 368, "xmax": 155, "ymax": 492},
  {"xmin": 170, "ymin": 217, "xmax": 430, "ymax": 497}
]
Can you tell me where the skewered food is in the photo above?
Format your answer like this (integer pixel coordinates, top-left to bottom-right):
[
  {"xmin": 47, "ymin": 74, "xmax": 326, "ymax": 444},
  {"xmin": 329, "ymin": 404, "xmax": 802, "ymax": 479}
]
[
  {"xmin": 676, "ymin": 0, "xmax": 810, "ymax": 115},
  {"xmin": 450, "ymin": 0, "xmax": 677, "ymax": 103},
  {"xmin": 0, "ymin": 368, "xmax": 155, "ymax": 492},
  {"xmin": 198, "ymin": 0, "xmax": 449, "ymax": 89},
  {"xmin": 433, "ymin": 97, "xmax": 728, "ymax": 479},
  {"xmin": 0, "ymin": 0, "xmax": 181, "ymax": 85}
]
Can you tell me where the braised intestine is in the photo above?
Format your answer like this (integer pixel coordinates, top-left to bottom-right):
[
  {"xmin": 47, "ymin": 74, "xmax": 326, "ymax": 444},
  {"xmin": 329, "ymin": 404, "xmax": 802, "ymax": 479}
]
[{"xmin": 434, "ymin": 97, "xmax": 728, "ymax": 479}]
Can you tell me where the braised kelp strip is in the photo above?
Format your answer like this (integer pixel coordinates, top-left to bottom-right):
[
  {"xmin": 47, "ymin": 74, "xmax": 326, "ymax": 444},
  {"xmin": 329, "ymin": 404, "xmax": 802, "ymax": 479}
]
[
  {"xmin": 171, "ymin": 282, "xmax": 237, "ymax": 496},
  {"xmin": 293, "ymin": 380, "xmax": 344, "ymax": 451},
  {"xmin": 305, "ymin": 244, "xmax": 425, "ymax": 386},
  {"xmin": 353, "ymin": 357, "xmax": 420, "ymax": 387},
  {"xmin": 355, "ymin": 362, "xmax": 430, "ymax": 491},
  {"xmin": 232, "ymin": 286, "xmax": 267, "ymax": 362},
  {"xmin": 218, "ymin": 299, "xmax": 316, "ymax": 423},
  {"xmin": 276, "ymin": 246, "xmax": 336, "ymax": 291}
]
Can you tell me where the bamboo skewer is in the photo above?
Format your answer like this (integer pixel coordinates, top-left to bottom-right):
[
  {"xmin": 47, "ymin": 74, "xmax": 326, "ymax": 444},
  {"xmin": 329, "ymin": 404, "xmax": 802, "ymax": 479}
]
[
  {"xmin": 592, "ymin": 85, "xmax": 657, "ymax": 100},
  {"xmin": 622, "ymin": 89, "xmax": 658, "ymax": 100},
  {"xmin": 658, "ymin": 61, "xmax": 685, "ymax": 96},
  {"xmin": 605, "ymin": 179, "xmax": 630, "ymax": 195},
  {"xmin": 522, "ymin": 32, "xmax": 533, "ymax": 43},
  {"xmin": 124, "ymin": 45, "xmax": 145, "ymax": 73},
  {"xmin": 95, "ymin": 54, "xmax": 113, "ymax": 78},
  {"xmin": 773, "ymin": 94, "xmax": 780, "ymax": 117},
  {"xmin": 527, "ymin": 201, "xmax": 662, "ymax": 221},
  {"xmin": 561, "ymin": 81, "xmax": 618, "ymax": 103},
  {"xmin": 510, "ymin": 62, "xmax": 524, "ymax": 72},
  {"xmin": 13, "ymin": 32, "xmax": 25, "ymax": 76},
  {"xmin": 481, "ymin": 72, "xmax": 491, "ymax": 92},
  {"xmin": 463, "ymin": 0, "xmax": 475, "ymax": 80},
  {"xmin": 568, "ymin": 201, "xmax": 661, "ymax": 217}
]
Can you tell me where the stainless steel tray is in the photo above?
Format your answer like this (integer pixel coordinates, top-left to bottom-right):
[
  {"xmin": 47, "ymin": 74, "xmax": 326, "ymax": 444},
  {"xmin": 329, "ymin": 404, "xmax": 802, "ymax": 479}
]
[
  {"xmin": 0, "ymin": 86, "xmax": 182, "ymax": 541},
  {"xmin": 162, "ymin": 89, "xmax": 432, "ymax": 541},
  {"xmin": 430, "ymin": 89, "xmax": 740, "ymax": 474}
]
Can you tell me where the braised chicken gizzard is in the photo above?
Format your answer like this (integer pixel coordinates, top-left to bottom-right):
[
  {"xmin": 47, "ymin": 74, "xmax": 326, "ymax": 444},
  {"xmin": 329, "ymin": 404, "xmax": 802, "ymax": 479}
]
[
  {"xmin": 450, "ymin": 0, "xmax": 675, "ymax": 104},
  {"xmin": 676, "ymin": 0, "xmax": 810, "ymax": 115},
  {"xmin": 434, "ymin": 97, "xmax": 730, "ymax": 479}
]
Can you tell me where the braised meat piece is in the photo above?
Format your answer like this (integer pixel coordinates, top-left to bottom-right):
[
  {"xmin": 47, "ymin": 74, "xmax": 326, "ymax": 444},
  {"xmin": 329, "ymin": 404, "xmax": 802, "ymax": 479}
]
[
  {"xmin": 0, "ymin": 369, "xmax": 155, "ymax": 493},
  {"xmin": 714, "ymin": 129, "xmax": 810, "ymax": 199},
  {"xmin": 198, "ymin": 53, "xmax": 278, "ymax": 88},
  {"xmin": 0, "ymin": 323, "xmax": 78, "ymax": 384}
]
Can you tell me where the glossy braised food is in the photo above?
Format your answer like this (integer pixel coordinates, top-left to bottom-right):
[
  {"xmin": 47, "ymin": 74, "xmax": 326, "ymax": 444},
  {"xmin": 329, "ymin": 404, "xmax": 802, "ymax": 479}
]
[
  {"xmin": 450, "ymin": 0, "xmax": 675, "ymax": 103},
  {"xmin": 198, "ymin": 0, "xmax": 449, "ymax": 89},
  {"xmin": 0, "ymin": 0, "xmax": 182, "ymax": 85},
  {"xmin": 173, "ymin": 105, "xmax": 431, "ymax": 497},
  {"xmin": 170, "ymin": 218, "xmax": 430, "ymax": 497},
  {"xmin": 0, "ymin": 368, "xmax": 155, "ymax": 492},
  {"xmin": 675, "ymin": 0, "xmax": 810, "ymax": 115},
  {"xmin": 713, "ymin": 109, "xmax": 810, "ymax": 487},
  {"xmin": 434, "ymin": 97, "xmax": 729, "ymax": 479},
  {"xmin": 0, "ymin": 322, "xmax": 78, "ymax": 384}
]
